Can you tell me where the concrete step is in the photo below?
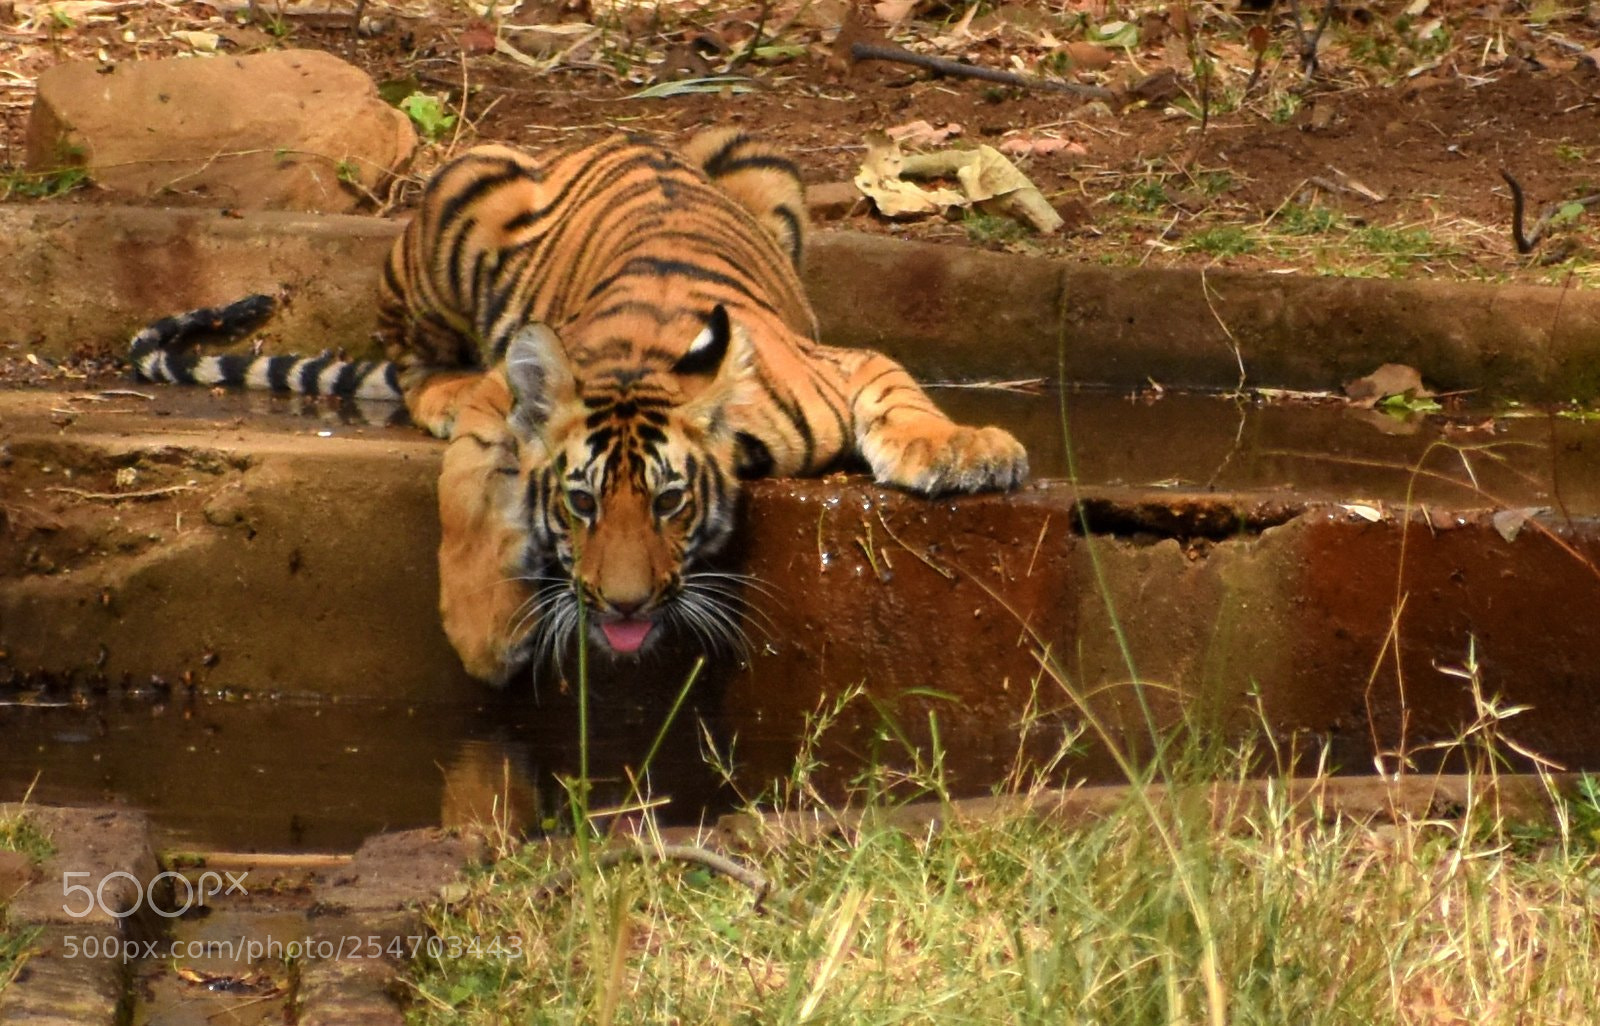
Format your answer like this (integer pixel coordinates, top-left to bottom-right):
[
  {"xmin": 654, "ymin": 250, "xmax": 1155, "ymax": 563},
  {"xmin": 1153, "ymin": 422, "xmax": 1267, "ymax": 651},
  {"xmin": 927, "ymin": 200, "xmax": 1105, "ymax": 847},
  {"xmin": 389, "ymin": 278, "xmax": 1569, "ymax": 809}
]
[
  {"xmin": 6, "ymin": 203, "xmax": 1600, "ymax": 400},
  {"xmin": 3, "ymin": 386, "xmax": 1599, "ymax": 845}
]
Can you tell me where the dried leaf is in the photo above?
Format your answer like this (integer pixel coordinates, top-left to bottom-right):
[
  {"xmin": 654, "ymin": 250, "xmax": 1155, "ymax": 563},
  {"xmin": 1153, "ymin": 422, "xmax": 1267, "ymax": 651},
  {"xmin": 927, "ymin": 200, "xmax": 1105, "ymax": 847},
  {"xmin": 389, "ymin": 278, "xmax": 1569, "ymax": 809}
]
[
  {"xmin": 998, "ymin": 136, "xmax": 1084, "ymax": 159},
  {"xmin": 170, "ymin": 29, "xmax": 220, "ymax": 51},
  {"xmin": 872, "ymin": 0, "xmax": 916, "ymax": 26},
  {"xmin": 901, "ymin": 145, "xmax": 1064, "ymax": 232},
  {"xmin": 1492, "ymin": 507, "xmax": 1545, "ymax": 543},
  {"xmin": 457, "ymin": 22, "xmax": 497, "ymax": 55},
  {"xmin": 886, "ymin": 119, "xmax": 963, "ymax": 148},
  {"xmin": 853, "ymin": 133, "xmax": 966, "ymax": 217},
  {"xmin": 1060, "ymin": 41, "xmax": 1114, "ymax": 70},
  {"xmin": 1344, "ymin": 363, "xmax": 1433, "ymax": 405},
  {"xmin": 1166, "ymin": 1, "xmax": 1190, "ymax": 38}
]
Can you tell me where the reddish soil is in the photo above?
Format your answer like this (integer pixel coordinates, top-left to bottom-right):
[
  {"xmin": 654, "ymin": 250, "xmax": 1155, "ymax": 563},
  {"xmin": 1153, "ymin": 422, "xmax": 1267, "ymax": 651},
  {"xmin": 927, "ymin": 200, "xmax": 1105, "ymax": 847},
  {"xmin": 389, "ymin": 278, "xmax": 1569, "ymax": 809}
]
[{"xmin": 3, "ymin": 1, "xmax": 1600, "ymax": 280}]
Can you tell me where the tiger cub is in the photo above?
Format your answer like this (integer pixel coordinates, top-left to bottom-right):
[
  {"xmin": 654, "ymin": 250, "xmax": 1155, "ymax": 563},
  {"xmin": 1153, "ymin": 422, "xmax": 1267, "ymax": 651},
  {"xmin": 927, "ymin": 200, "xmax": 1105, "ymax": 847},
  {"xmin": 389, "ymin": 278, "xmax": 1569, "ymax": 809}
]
[{"xmin": 131, "ymin": 131, "xmax": 1028, "ymax": 684}]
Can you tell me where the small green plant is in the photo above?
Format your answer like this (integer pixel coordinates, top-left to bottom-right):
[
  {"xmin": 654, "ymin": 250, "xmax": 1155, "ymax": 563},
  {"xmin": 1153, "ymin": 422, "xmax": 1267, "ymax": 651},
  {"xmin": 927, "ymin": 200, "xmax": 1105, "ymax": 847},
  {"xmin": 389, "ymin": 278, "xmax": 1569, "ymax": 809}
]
[
  {"xmin": 401, "ymin": 93, "xmax": 458, "ymax": 143},
  {"xmin": 1276, "ymin": 203, "xmax": 1340, "ymax": 235},
  {"xmin": 1109, "ymin": 177, "xmax": 1169, "ymax": 213},
  {"xmin": 335, "ymin": 159, "xmax": 360, "ymax": 186},
  {"xmin": 1564, "ymin": 774, "xmax": 1600, "ymax": 847},
  {"xmin": 0, "ymin": 808, "xmax": 50, "ymax": 995},
  {"xmin": 1378, "ymin": 391, "xmax": 1443, "ymax": 416},
  {"xmin": 1184, "ymin": 225, "xmax": 1256, "ymax": 257},
  {"xmin": 1269, "ymin": 91, "xmax": 1303, "ymax": 124},
  {"xmin": 0, "ymin": 165, "xmax": 87, "ymax": 201},
  {"xmin": 1549, "ymin": 200, "xmax": 1588, "ymax": 229},
  {"xmin": 1556, "ymin": 143, "xmax": 1587, "ymax": 164},
  {"xmin": 963, "ymin": 210, "xmax": 1028, "ymax": 246},
  {"xmin": 1353, "ymin": 224, "xmax": 1440, "ymax": 266},
  {"xmin": 0, "ymin": 811, "xmax": 52, "ymax": 864}
]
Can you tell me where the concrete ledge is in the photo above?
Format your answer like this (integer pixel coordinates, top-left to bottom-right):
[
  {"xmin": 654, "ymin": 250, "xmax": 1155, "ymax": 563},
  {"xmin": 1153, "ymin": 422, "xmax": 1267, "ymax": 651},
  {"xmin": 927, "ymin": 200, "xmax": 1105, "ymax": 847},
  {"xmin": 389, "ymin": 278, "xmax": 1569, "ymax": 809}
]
[
  {"xmin": 0, "ymin": 806, "xmax": 156, "ymax": 1026},
  {"xmin": 5, "ymin": 393, "xmax": 1600, "ymax": 778},
  {"xmin": 5, "ymin": 203, "xmax": 1600, "ymax": 399}
]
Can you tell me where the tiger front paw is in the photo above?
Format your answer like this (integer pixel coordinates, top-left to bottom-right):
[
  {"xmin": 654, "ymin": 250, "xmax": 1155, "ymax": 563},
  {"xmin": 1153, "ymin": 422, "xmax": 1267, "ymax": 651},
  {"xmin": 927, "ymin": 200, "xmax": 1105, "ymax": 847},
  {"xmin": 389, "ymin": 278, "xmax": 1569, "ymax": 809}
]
[
  {"xmin": 868, "ymin": 423, "xmax": 1029, "ymax": 496},
  {"xmin": 442, "ymin": 595, "xmax": 532, "ymax": 687}
]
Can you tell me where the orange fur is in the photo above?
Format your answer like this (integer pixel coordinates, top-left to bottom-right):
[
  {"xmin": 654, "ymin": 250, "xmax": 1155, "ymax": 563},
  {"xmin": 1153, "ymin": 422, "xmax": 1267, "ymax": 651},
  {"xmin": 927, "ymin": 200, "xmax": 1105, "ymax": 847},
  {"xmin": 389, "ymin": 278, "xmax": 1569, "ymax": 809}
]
[{"xmin": 381, "ymin": 132, "xmax": 1027, "ymax": 682}]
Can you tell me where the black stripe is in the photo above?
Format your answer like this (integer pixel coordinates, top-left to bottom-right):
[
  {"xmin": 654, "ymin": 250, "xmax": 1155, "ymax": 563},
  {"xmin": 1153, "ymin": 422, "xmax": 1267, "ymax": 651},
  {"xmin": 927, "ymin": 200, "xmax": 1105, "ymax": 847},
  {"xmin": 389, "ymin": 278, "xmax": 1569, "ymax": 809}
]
[
  {"xmin": 265, "ymin": 355, "xmax": 295, "ymax": 392},
  {"xmin": 734, "ymin": 432, "xmax": 774, "ymax": 478},
  {"xmin": 214, "ymin": 354, "xmax": 250, "ymax": 385},
  {"xmin": 583, "ymin": 257, "xmax": 763, "ymax": 307},
  {"xmin": 706, "ymin": 150, "xmax": 802, "ymax": 182},
  {"xmin": 297, "ymin": 356, "xmax": 333, "ymax": 394},
  {"xmin": 164, "ymin": 349, "xmax": 200, "ymax": 384},
  {"xmin": 774, "ymin": 206, "xmax": 804, "ymax": 267},
  {"xmin": 434, "ymin": 159, "xmax": 531, "ymax": 239},
  {"xmin": 332, "ymin": 362, "xmax": 358, "ymax": 396}
]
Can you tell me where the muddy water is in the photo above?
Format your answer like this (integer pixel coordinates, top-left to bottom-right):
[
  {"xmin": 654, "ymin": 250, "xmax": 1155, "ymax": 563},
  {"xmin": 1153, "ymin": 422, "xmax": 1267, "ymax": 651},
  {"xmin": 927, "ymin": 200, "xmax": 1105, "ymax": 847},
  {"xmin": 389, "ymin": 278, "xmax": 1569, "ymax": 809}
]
[
  {"xmin": 0, "ymin": 686, "xmax": 732, "ymax": 852},
  {"xmin": 5, "ymin": 388, "xmax": 1600, "ymax": 851}
]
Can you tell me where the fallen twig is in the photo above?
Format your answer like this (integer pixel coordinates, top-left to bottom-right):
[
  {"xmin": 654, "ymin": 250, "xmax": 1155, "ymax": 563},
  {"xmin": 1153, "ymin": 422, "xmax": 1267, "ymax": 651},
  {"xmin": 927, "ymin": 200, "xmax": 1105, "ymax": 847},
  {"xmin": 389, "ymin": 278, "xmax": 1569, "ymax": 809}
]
[
  {"xmin": 848, "ymin": 42, "xmax": 1117, "ymax": 102},
  {"xmin": 535, "ymin": 842, "xmax": 797, "ymax": 912},
  {"xmin": 47, "ymin": 484, "xmax": 194, "ymax": 503},
  {"xmin": 1285, "ymin": 0, "xmax": 1338, "ymax": 79},
  {"xmin": 727, "ymin": 0, "xmax": 772, "ymax": 72},
  {"xmin": 1308, "ymin": 166, "xmax": 1384, "ymax": 203}
]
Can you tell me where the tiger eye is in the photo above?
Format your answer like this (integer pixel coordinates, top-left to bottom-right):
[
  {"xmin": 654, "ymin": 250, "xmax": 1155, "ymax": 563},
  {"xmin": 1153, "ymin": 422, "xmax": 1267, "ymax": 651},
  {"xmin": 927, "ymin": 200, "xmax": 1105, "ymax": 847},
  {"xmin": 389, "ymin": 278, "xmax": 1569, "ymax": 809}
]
[
  {"xmin": 653, "ymin": 487, "xmax": 687, "ymax": 518},
  {"xmin": 565, "ymin": 488, "xmax": 597, "ymax": 518}
]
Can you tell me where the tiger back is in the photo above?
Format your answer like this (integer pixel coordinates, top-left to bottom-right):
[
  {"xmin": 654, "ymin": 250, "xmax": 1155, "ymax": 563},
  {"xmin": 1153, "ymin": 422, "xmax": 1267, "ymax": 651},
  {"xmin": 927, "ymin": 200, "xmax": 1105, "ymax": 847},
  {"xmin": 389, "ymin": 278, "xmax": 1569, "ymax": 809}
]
[{"xmin": 128, "ymin": 130, "xmax": 1028, "ymax": 684}]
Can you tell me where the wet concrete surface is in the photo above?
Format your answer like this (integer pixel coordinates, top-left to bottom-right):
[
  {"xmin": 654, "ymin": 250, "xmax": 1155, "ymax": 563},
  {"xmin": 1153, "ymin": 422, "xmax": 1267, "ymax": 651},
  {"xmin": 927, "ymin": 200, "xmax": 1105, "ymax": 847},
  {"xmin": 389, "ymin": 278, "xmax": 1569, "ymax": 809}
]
[{"xmin": 5, "ymin": 384, "xmax": 1600, "ymax": 849}]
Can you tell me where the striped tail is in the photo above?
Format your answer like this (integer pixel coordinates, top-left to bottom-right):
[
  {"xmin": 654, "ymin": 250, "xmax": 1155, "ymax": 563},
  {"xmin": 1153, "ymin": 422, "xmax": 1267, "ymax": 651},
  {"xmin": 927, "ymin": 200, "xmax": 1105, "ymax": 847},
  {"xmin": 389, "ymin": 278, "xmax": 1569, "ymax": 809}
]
[{"xmin": 128, "ymin": 295, "xmax": 404, "ymax": 402}]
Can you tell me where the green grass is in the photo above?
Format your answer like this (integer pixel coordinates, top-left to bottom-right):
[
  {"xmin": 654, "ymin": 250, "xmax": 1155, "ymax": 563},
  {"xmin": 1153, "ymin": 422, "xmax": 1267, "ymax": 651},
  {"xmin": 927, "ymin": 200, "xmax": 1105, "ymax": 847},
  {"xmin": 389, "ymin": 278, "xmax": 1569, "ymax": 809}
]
[
  {"xmin": 0, "ymin": 807, "xmax": 49, "ymax": 996},
  {"xmin": 1184, "ymin": 225, "xmax": 1256, "ymax": 257},
  {"xmin": 406, "ymin": 673, "xmax": 1600, "ymax": 1026}
]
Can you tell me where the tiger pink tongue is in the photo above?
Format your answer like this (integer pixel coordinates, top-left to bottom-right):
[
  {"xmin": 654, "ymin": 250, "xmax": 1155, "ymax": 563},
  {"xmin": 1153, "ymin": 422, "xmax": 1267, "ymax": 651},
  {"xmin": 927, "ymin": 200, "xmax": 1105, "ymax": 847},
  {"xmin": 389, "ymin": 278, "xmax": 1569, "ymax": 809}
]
[{"xmin": 601, "ymin": 619, "xmax": 653, "ymax": 653}]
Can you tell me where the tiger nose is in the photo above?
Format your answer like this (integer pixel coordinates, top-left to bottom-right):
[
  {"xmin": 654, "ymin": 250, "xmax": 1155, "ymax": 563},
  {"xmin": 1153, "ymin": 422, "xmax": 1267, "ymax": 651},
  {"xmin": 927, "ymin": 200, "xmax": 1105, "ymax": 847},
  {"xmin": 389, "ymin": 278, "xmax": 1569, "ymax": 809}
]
[{"xmin": 609, "ymin": 595, "xmax": 647, "ymax": 617}]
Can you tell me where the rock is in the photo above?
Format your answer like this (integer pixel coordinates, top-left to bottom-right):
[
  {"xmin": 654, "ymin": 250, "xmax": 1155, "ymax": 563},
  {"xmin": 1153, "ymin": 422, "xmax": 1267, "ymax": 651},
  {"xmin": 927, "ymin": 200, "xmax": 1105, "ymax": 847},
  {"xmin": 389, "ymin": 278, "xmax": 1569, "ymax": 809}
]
[
  {"xmin": 26, "ymin": 50, "xmax": 416, "ymax": 213},
  {"xmin": 804, "ymin": 181, "xmax": 864, "ymax": 221}
]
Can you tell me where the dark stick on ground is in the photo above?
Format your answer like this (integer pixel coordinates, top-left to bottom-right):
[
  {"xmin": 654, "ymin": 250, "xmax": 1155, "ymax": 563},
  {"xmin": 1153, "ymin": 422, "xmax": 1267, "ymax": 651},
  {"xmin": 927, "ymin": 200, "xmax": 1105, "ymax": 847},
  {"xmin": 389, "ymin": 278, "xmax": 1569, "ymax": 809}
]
[
  {"xmin": 347, "ymin": 0, "xmax": 366, "ymax": 56},
  {"xmin": 1286, "ymin": 0, "xmax": 1339, "ymax": 78},
  {"xmin": 848, "ymin": 41, "xmax": 1118, "ymax": 102},
  {"xmin": 728, "ymin": 0, "xmax": 772, "ymax": 72}
]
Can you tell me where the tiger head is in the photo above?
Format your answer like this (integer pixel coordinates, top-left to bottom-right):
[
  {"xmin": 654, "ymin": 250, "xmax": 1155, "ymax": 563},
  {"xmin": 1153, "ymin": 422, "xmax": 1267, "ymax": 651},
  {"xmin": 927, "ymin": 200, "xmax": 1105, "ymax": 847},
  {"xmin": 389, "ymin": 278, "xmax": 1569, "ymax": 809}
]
[{"xmin": 503, "ymin": 305, "xmax": 759, "ymax": 664}]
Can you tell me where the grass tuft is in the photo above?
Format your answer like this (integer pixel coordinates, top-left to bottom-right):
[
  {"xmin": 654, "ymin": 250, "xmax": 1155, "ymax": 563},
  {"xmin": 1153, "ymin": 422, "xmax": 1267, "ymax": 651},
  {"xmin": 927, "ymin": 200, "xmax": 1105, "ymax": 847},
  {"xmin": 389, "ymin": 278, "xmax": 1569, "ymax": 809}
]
[
  {"xmin": 407, "ymin": 690, "xmax": 1600, "ymax": 1025},
  {"xmin": 0, "ymin": 805, "xmax": 49, "ymax": 997}
]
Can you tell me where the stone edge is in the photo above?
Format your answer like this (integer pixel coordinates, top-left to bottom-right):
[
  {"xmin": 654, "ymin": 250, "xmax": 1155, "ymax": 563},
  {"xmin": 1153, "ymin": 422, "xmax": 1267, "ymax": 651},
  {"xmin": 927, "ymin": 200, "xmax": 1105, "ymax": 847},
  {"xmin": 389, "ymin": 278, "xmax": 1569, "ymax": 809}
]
[{"xmin": 3, "ymin": 202, "xmax": 1598, "ymax": 400}]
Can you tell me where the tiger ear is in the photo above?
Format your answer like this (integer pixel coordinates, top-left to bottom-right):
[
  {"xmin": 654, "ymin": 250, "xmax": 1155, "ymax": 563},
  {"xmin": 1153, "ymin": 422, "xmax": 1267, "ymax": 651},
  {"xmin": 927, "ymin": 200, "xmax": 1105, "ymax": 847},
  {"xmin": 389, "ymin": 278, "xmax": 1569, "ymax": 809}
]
[
  {"xmin": 505, "ymin": 322, "xmax": 577, "ymax": 438},
  {"xmin": 678, "ymin": 305, "xmax": 756, "ymax": 436},
  {"xmin": 672, "ymin": 304, "xmax": 733, "ymax": 378}
]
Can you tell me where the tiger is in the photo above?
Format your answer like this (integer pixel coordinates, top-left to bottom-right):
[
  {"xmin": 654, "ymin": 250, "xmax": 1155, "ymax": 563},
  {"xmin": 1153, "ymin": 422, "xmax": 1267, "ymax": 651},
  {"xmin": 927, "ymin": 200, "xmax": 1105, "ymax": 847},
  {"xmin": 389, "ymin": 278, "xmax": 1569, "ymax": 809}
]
[{"xmin": 130, "ymin": 130, "xmax": 1029, "ymax": 685}]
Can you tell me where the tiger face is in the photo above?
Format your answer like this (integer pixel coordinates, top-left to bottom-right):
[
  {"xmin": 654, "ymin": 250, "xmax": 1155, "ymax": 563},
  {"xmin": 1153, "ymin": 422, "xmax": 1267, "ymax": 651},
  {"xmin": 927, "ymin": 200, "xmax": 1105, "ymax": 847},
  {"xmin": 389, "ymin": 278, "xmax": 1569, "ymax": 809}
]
[{"xmin": 504, "ymin": 307, "xmax": 753, "ymax": 664}]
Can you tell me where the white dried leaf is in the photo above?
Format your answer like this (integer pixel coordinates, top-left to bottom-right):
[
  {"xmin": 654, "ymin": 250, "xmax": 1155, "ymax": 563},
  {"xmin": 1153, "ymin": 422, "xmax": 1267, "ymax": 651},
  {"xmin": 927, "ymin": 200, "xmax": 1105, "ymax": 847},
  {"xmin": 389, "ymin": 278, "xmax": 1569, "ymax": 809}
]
[{"xmin": 171, "ymin": 29, "xmax": 221, "ymax": 51}]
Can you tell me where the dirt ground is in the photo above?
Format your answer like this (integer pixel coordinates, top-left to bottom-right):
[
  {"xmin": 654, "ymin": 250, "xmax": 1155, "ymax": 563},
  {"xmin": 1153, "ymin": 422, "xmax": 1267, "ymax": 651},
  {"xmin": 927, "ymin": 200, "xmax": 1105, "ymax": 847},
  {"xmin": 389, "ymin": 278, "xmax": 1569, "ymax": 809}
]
[{"xmin": 3, "ymin": 0, "xmax": 1600, "ymax": 285}]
